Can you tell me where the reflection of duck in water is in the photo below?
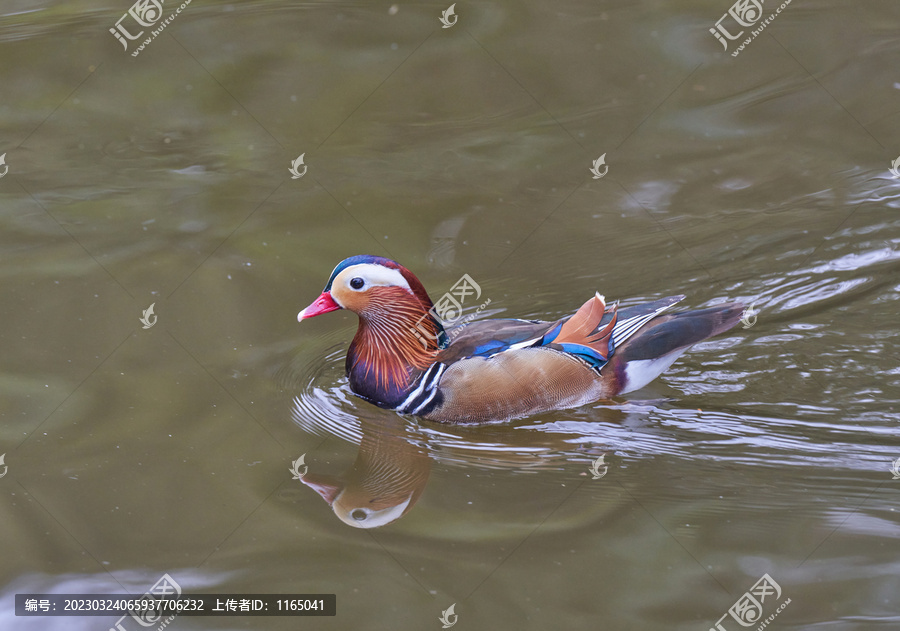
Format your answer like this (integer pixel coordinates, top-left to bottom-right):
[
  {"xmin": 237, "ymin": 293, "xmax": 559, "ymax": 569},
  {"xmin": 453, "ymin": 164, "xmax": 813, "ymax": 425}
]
[
  {"xmin": 299, "ymin": 418, "xmax": 430, "ymax": 528},
  {"xmin": 298, "ymin": 255, "xmax": 744, "ymax": 424}
]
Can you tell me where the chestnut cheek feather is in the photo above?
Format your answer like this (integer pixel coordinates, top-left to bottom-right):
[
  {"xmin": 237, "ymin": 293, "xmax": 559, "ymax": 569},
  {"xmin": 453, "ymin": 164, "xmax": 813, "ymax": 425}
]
[{"xmin": 333, "ymin": 286, "xmax": 367, "ymax": 313}]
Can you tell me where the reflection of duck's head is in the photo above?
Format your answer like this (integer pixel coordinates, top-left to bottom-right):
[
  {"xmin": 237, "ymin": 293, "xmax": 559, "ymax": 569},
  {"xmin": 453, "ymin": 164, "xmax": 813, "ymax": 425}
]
[
  {"xmin": 299, "ymin": 418, "xmax": 431, "ymax": 528},
  {"xmin": 300, "ymin": 472, "xmax": 420, "ymax": 528}
]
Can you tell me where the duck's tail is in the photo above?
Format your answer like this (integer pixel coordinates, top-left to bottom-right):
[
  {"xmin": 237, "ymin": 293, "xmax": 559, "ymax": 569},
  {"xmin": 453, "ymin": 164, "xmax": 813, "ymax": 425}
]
[{"xmin": 609, "ymin": 302, "xmax": 744, "ymax": 394}]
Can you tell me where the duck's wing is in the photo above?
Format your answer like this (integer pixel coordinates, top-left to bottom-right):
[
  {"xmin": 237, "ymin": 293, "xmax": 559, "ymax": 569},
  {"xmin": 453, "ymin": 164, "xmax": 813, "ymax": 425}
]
[
  {"xmin": 436, "ymin": 296, "xmax": 687, "ymax": 366},
  {"xmin": 435, "ymin": 318, "xmax": 551, "ymax": 363}
]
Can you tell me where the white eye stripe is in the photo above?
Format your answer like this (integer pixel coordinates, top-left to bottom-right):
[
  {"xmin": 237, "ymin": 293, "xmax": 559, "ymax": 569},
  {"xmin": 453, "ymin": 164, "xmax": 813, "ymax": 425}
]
[{"xmin": 337, "ymin": 264, "xmax": 412, "ymax": 292}]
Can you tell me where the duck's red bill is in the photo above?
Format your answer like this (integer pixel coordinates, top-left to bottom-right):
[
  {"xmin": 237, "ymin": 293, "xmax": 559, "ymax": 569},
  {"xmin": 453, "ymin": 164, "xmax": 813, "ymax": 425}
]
[
  {"xmin": 298, "ymin": 291, "xmax": 341, "ymax": 321},
  {"xmin": 299, "ymin": 473, "xmax": 342, "ymax": 505}
]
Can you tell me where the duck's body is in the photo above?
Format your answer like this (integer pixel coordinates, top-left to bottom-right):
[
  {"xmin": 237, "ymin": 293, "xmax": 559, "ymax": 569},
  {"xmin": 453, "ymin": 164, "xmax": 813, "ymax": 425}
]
[{"xmin": 299, "ymin": 255, "xmax": 743, "ymax": 424}]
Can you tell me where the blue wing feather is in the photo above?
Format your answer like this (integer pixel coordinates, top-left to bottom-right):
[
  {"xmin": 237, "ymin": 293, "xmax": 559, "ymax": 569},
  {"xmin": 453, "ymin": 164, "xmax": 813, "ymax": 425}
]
[
  {"xmin": 553, "ymin": 342, "xmax": 610, "ymax": 371},
  {"xmin": 540, "ymin": 322, "xmax": 564, "ymax": 345}
]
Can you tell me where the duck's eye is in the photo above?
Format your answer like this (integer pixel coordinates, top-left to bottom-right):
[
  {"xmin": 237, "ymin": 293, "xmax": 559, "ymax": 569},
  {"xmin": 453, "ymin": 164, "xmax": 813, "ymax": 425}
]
[
  {"xmin": 351, "ymin": 509, "xmax": 367, "ymax": 521},
  {"xmin": 349, "ymin": 277, "xmax": 365, "ymax": 290}
]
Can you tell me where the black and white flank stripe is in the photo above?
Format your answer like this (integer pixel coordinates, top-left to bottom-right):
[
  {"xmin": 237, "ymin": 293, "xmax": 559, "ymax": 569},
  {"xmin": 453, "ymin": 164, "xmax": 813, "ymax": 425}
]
[{"xmin": 395, "ymin": 363, "xmax": 446, "ymax": 415}]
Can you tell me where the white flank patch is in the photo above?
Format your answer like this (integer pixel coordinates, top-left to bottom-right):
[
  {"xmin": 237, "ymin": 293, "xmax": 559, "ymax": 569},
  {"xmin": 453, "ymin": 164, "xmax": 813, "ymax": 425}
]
[{"xmin": 620, "ymin": 348, "xmax": 689, "ymax": 394}]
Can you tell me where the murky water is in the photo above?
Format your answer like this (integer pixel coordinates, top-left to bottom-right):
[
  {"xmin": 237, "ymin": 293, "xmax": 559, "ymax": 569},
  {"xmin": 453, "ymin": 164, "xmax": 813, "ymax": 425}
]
[{"xmin": 2, "ymin": 0, "xmax": 900, "ymax": 629}]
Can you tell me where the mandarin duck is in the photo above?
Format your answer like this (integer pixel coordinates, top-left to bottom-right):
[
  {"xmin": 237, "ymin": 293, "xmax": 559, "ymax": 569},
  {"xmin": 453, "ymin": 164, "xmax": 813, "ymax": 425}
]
[{"xmin": 298, "ymin": 255, "xmax": 744, "ymax": 424}]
